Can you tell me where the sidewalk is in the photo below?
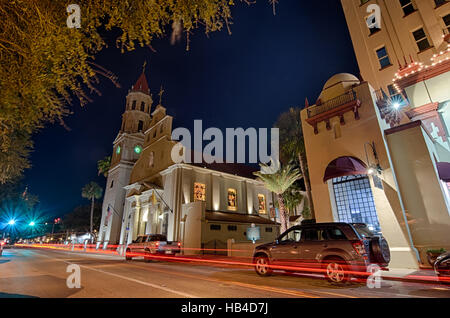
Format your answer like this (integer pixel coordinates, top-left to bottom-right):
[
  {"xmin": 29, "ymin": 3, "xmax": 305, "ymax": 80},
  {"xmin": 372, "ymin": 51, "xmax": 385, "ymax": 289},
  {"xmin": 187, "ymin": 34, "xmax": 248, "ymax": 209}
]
[{"xmin": 380, "ymin": 267, "xmax": 449, "ymax": 285}]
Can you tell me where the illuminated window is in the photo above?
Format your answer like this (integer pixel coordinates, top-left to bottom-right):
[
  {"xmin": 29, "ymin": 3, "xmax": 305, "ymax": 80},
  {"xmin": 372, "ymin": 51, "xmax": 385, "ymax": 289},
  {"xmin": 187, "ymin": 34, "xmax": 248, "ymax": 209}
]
[
  {"xmin": 194, "ymin": 183, "xmax": 206, "ymax": 202},
  {"xmin": 134, "ymin": 145, "xmax": 143, "ymax": 154},
  {"xmin": 116, "ymin": 146, "xmax": 121, "ymax": 155},
  {"xmin": 227, "ymin": 189, "xmax": 237, "ymax": 211},
  {"xmin": 257, "ymin": 194, "xmax": 266, "ymax": 214},
  {"xmin": 332, "ymin": 175, "xmax": 381, "ymax": 233}
]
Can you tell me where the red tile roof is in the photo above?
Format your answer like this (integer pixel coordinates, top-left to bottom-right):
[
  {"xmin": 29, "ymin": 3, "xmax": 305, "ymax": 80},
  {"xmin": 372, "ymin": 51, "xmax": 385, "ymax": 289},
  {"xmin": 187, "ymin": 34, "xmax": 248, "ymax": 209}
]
[{"xmin": 132, "ymin": 72, "xmax": 150, "ymax": 94}]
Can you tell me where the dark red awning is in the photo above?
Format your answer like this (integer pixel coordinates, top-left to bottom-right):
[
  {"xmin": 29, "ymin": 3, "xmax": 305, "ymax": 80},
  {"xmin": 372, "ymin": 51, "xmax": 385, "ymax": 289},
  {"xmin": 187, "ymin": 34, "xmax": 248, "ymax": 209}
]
[
  {"xmin": 437, "ymin": 162, "xmax": 450, "ymax": 183},
  {"xmin": 323, "ymin": 156, "xmax": 368, "ymax": 183}
]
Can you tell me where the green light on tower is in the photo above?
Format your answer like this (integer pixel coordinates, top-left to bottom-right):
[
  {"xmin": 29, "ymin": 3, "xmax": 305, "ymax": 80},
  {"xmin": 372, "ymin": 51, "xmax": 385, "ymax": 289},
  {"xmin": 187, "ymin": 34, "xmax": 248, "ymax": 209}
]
[
  {"xmin": 134, "ymin": 145, "xmax": 142, "ymax": 154},
  {"xmin": 116, "ymin": 146, "xmax": 121, "ymax": 155}
]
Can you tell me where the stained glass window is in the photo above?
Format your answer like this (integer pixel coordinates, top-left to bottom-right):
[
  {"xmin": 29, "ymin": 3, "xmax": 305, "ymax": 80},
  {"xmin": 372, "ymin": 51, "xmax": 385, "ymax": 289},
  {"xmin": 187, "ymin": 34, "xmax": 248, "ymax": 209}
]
[
  {"xmin": 258, "ymin": 194, "xmax": 266, "ymax": 214},
  {"xmin": 194, "ymin": 183, "xmax": 206, "ymax": 202},
  {"xmin": 227, "ymin": 189, "xmax": 237, "ymax": 211}
]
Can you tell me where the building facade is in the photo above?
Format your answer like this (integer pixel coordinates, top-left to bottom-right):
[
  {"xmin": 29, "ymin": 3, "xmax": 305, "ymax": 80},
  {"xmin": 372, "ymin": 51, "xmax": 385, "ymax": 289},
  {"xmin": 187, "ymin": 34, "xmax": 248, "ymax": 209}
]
[
  {"xmin": 342, "ymin": 0, "xmax": 449, "ymax": 95},
  {"xmin": 98, "ymin": 72, "xmax": 279, "ymax": 253},
  {"xmin": 301, "ymin": 70, "xmax": 450, "ymax": 269},
  {"xmin": 98, "ymin": 72, "xmax": 152, "ymax": 245}
]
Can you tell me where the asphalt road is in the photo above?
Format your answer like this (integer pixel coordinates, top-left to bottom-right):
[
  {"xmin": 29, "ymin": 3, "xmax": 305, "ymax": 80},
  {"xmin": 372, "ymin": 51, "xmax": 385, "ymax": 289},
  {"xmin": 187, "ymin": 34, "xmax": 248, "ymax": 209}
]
[{"xmin": 0, "ymin": 248, "xmax": 449, "ymax": 298}]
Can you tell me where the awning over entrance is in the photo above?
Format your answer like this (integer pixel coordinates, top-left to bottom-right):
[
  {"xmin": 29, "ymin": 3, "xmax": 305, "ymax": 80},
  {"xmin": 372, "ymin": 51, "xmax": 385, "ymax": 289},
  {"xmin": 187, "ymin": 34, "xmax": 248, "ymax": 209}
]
[
  {"xmin": 437, "ymin": 162, "xmax": 450, "ymax": 182},
  {"xmin": 323, "ymin": 156, "xmax": 368, "ymax": 183}
]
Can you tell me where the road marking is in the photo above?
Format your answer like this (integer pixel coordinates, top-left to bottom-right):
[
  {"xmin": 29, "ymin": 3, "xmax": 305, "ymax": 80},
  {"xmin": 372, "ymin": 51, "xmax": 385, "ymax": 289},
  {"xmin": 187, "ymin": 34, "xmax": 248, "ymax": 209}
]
[
  {"xmin": 79, "ymin": 265, "xmax": 196, "ymax": 298},
  {"xmin": 19, "ymin": 248, "xmax": 435, "ymax": 299},
  {"xmin": 121, "ymin": 261, "xmax": 349, "ymax": 298},
  {"xmin": 34, "ymin": 249, "xmax": 196, "ymax": 298}
]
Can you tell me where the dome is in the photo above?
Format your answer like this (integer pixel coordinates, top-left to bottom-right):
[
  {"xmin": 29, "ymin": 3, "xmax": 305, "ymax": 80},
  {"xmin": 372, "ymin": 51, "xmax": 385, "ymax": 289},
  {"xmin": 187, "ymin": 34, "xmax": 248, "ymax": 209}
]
[
  {"xmin": 319, "ymin": 73, "xmax": 360, "ymax": 102},
  {"xmin": 322, "ymin": 73, "xmax": 360, "ymax": 91}
]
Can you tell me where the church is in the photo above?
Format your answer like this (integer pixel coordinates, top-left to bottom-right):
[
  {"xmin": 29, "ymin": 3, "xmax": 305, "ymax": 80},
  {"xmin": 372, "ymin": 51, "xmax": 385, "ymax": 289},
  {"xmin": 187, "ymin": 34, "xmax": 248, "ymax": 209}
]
[{"xmin": 97, "ymin": 71, "xmax": 279, "ymax": 254}]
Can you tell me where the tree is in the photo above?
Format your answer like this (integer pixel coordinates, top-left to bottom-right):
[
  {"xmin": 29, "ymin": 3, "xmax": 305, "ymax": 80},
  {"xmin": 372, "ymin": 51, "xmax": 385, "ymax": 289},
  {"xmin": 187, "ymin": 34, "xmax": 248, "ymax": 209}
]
[
  {"xmin": 275, "ymin": 108, "xmax": 315, "ymax": 219},
  {"xmin": 81, "ymin": 181, "xmax": 103, "ymax": 240},
  {"xmin": 254, "ymin": 164, "xmax": 301, "ymax": 233},
  {"xmin": 282, "ymin": 183, "xmax": 304, "ymax": 217},
  {"xmin": 62, "ymin": 203, "xmax": 102, "ymax": 233},
  {"xmin": 97, "ymin": 156, "xmax": 111, "ymax": 178},
  {"xmin": 0, "ymin": 0, "xmax": 279, "ymax": 184}
]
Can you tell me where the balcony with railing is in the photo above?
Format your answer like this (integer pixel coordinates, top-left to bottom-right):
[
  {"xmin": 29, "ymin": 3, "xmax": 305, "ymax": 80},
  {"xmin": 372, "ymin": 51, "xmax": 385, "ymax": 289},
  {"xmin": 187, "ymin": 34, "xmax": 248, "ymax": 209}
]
[{"xmin": 306, "ymin": 90, "xmax": 361, "ymax": 134}]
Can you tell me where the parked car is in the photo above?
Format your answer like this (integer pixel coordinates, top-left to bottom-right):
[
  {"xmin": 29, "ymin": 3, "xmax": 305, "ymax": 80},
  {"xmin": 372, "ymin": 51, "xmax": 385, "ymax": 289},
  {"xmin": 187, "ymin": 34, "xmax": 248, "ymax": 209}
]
[
  {"xmin": 434, "ymin": 251, "xmax": 450, "ymax": 278},
  {"xmin": 0, "ymin": 240, "xmax": 4, "ymax": 256},
  {"xmin": 253, "ymin": 222, "xmax": 391, "ymax": 284},
  {"xmin": 125, "ymin": 234, "xmax": 181, "ymax": 261}
]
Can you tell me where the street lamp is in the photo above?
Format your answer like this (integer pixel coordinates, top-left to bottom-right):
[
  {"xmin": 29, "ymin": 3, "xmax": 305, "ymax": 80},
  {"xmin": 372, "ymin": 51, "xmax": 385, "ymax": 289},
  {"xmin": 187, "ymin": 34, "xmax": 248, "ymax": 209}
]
[
  {"xmin": 29, "ymin": 221, "xmax": 35, "ymax": 227},
  {"xmin": 8, "ymin": 220, "xmax": 15, "ymax": 226}
]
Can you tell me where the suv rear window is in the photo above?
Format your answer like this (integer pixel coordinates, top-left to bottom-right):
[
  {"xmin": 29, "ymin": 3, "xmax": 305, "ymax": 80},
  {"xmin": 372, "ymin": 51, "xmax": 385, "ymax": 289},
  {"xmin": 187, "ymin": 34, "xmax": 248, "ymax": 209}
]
[
  {"xmin": 352, "ymin": 224, "xmax": 375, "ymax": 238},
  {"xmin": 327, "ymin": 227, "xmax": 347, "ymax": 240}
]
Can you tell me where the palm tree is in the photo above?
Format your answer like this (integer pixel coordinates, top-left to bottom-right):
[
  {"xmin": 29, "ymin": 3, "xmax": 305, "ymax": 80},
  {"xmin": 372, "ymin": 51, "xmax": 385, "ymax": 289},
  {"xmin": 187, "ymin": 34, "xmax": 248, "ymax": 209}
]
[
  {"xmin": 81, "ymin": 182, "xmax": 103, "ymax": 241},
  {"xmin": 282, "ymin": 184, "xmax": 305, "ymax": 217},
  {"xmin": 97, "ymin": 156, "xmax": 111, "ymax": 178},
  {"xmin": 254, "ymin": 164, "xmax": 302, "ymax": 233},
  {"xmin": 275, "ymin": 107, "xmax": 315, "ymax": 219}
]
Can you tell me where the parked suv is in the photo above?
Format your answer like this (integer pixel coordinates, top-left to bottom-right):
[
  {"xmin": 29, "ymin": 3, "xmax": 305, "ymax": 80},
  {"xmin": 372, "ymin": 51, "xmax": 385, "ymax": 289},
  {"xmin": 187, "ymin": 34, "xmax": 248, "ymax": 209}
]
[
  {"xmin": 253, "ymin": 222, "xmax": 390, "ymax": 283},
  {"xmin": 125, "ymin": 234, "xmax": 181, "ymax": 262}
]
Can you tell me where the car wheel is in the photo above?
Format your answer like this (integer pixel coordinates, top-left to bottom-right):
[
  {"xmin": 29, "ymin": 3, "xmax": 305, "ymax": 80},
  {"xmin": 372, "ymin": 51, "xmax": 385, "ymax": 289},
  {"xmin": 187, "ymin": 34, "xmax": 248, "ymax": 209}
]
[
  {"xmin": 323, "ymin": 258, "xmax": 349, "ymax": 284},
  {"xmin": 125, "ymin": 249, "xmax": 132, "ymax": 261},
  {"xmin": 254, "ymin": 255, "xmax": 272, "ymax": 277}
]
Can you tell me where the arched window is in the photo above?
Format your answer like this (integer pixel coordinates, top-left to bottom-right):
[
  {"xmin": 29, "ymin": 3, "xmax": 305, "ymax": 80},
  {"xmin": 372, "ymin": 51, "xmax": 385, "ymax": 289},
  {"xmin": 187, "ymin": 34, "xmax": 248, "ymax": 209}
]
[
  {"xmin": 138, "ymin": 120, "xmax": 144, "ymax": 132},
  {"xmin": 132, "ymin": 100, "xmax": 136, "ymax": 110},
  {"xmin": 141, "ymin": 102, "xmax": 145, "ymax": 112}
]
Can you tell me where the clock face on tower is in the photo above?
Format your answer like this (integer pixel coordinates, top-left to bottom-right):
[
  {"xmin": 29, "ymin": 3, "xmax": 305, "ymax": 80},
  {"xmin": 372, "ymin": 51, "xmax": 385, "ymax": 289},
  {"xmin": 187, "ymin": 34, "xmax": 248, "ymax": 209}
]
[{"xmin": 134, "ymin": 145, "xmax": 143, "ymax": 154}]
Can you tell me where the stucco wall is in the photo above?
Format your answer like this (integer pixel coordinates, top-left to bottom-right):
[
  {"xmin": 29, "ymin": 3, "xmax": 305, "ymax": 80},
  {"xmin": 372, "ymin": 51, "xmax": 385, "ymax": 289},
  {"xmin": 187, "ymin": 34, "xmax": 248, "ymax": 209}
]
[
  {"xmin": 301, "ymin": 80, "xmax": 420, "ymax": 268},
  {"xmin": 386, "ymin": 123, "xmax": 450, "ymax": 261}
]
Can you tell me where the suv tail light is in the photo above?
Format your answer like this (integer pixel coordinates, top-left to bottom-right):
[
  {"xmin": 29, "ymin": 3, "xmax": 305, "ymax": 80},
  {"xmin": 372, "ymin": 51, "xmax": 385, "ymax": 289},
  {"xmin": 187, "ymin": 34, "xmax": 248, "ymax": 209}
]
[
  {"xmin": 352, "ymin": 240, "xmax": 367, "ymax": 256},
  {"xmin": 177, "ymin": 242, "xmax": 181, "ymax": 247},
  {"xmin": 155, "ymin": 242, "xmax": 159, "ymax": 248}
]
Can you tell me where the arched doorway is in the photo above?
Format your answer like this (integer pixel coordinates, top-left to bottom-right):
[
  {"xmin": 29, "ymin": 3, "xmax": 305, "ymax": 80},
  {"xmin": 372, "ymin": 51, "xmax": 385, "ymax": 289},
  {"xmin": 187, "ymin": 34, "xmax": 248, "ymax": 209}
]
[{"xmin": 324, "ymin": 157, "xmax": 381, "ymax": 233}]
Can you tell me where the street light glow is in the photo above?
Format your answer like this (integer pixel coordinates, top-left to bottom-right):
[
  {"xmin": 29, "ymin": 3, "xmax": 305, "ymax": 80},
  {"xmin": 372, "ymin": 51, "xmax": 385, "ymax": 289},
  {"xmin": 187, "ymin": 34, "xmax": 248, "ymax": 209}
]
[
  {"xmin": 29, "ymin": 221, "xmax": 36, "ymax": 226},
  {"xmin": 8, "ymin": 219, "xmax": 16, "ymax": 225},
  {"xmin": 393, "ymin": 102, "xmax": 400, "ymax": 110}
]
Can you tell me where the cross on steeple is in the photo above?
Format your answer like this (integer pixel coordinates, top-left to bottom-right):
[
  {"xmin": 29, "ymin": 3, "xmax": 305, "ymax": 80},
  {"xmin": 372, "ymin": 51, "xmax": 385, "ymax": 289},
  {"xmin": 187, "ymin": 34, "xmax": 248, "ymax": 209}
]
[
  {"xmin": 142, "ymin": 60, "xmax": 147, "ymax": 74},
  {"xmin": 158, "ymin": 85, "xmax": 165, "ymax": 105}
]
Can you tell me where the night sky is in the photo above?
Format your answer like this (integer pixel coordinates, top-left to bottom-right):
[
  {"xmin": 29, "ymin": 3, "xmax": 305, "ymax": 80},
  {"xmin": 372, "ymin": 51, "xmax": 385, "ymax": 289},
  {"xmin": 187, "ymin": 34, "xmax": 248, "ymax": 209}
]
[{"xmin": 24, "ymin": 1, "xmax": 359, "ymax": 217}]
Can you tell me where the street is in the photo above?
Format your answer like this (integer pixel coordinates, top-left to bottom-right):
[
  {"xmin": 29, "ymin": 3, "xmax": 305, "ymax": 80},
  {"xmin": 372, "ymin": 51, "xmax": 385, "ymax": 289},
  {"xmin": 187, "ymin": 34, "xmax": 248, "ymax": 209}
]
[{"xmin": 0, "ymin": 248, "xmax": 449, "ymax": 298}]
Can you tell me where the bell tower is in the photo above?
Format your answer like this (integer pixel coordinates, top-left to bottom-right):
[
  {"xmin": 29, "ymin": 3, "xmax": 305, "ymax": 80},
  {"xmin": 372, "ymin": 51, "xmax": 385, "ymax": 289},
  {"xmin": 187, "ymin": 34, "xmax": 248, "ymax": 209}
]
[{"xmin": 98, "ymin": 69, "xmax": 153, "ymax": 248}]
